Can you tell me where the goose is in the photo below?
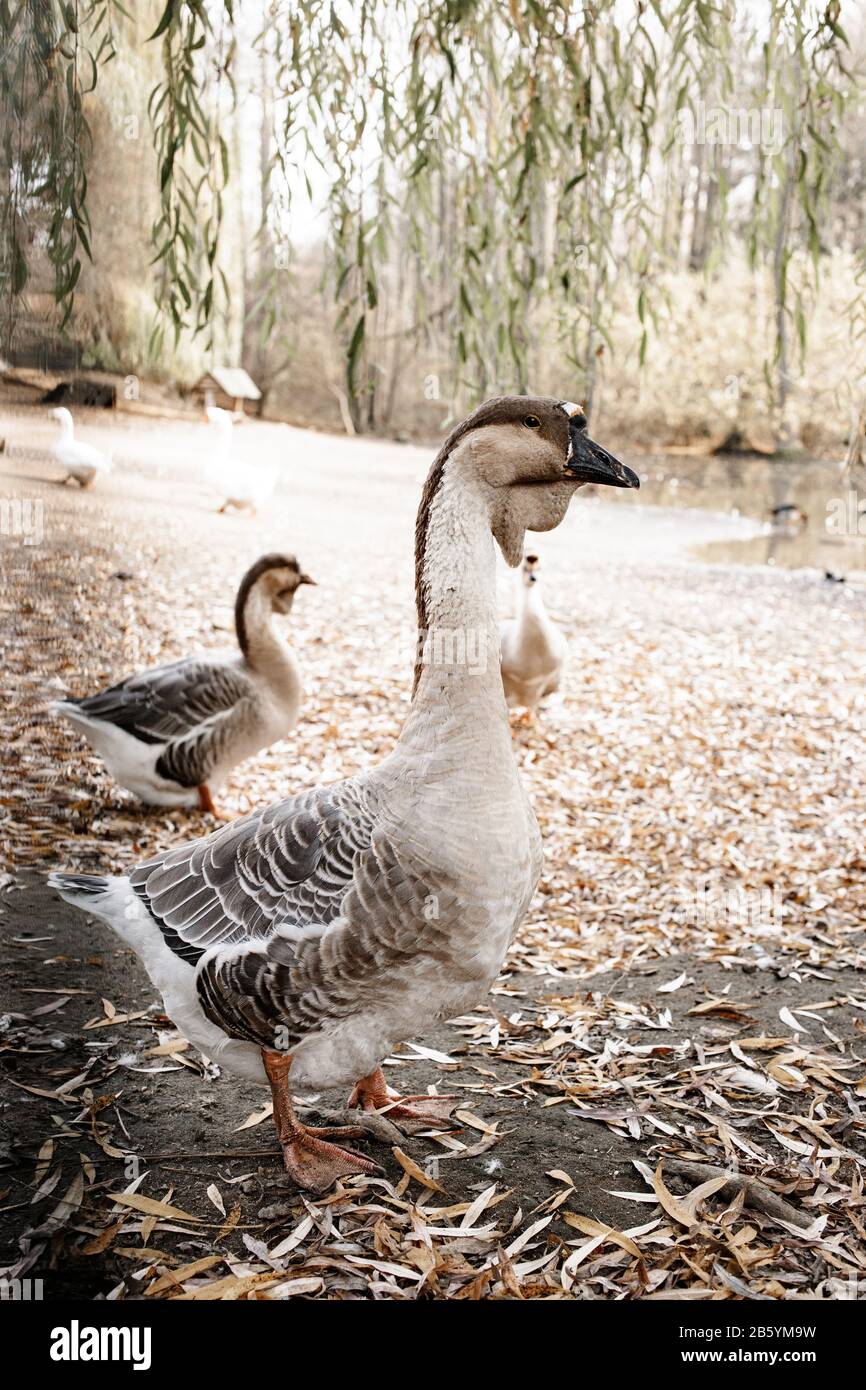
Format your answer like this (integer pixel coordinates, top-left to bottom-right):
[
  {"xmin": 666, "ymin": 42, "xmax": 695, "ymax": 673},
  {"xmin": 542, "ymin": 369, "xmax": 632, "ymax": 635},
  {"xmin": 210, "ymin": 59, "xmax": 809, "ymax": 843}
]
[
  {"xmin": 770, "ymin": 503, "xmax": 808, "ymax": 529},
  {"xmin": 500, "ymin": 552, "xmax": 566, "ymax": 721},
  {"xmin": 50, "ymin": 397, "xmax": 638, "ymax": 1192},
  {"xmin": 49, "ymin": 406, "xmax": 112, "ymax": 488},
  {"xmin": 50, "ymin": 554, "xmax": 314, "ymax": 815},
  {"xmin": 202, "ymin": 407, "xmax": 276, "ymax": 514}
]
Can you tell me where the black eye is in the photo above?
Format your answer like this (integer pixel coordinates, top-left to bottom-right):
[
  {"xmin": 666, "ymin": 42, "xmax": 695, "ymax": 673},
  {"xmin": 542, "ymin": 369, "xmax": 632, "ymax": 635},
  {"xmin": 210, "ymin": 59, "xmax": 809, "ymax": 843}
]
[{"xmin": 523, "ymin": 415, "xmax": 541, "ymax": 429}]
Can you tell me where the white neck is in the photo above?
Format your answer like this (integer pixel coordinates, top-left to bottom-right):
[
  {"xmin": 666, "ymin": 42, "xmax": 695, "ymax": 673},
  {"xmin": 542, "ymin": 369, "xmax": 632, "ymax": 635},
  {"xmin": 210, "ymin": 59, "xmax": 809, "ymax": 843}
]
[
  {"xmin": 56, "ymin": 413, "xmax": 73, "ymax": 441},
  {"xmin": 399, "ymin": 456, "xmax": 511, "ymax": 757},
  {"xmin": 518, "ymin": 578, "xmax": 546, "ymax": 620},
  {"xmin": 238, "ymin": 587, "xmax": 297, "ymax": 686}
]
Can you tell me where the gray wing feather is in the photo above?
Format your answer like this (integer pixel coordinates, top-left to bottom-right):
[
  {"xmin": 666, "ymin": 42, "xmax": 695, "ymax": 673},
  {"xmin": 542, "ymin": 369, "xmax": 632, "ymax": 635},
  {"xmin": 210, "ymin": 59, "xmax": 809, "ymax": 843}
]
[
  {"xmin": 66, "ymin": 657, "xmax": 253, "ymax": 747},
  {"xmin": 154, "ymin": 694, "xmax": 261, "ymax": 788},
  {"xmin": 193, "ymin": 824, "xmax": 459, "ymax": 1049},
  {"xmin": 130, "ymin": 785, "xmax": 374, "ymax": 961},
  {"xmin": 131, "ymin": 780, "xmax": 461, "ymax": 1050}
]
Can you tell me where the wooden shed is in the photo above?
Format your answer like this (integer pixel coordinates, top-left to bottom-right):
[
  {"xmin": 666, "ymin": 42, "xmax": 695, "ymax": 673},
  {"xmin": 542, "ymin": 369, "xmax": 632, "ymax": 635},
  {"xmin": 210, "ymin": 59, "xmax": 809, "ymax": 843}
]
[{"xmin": 193, "ymin": 367, "xmax": 261, "ymax": 416}]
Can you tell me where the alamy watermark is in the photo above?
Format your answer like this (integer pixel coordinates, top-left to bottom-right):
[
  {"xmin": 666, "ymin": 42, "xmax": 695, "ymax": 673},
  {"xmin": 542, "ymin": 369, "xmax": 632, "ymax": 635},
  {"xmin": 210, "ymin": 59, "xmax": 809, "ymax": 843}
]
[
  {"xmin": 418, "ymin": 625, "xmax": 488, "ymax": 674},
  {"xmin": 0, "ymin": 1277, "xmax": 43, "ymax": 1300},
  {"xmin": 676, "ymin": 102, "xmax": 785, "ymax": 152},
  {"xmin": 678, "ymin": 881, "xmax": 783, "ymax": 931},
  {"xmin": 0, "ymin": 497, "xmax": 43, "ymax": 546},
  {"xmin": 386, "ymin": 623, "xmax": 489, "ymax": 675},
  {"xmin": 50, "ymin": 1321, "xmax": 151, "ymax": 1370},
  {"xmin": 826, "ymin": 489, "xmax": 866, "ymax": 537}
]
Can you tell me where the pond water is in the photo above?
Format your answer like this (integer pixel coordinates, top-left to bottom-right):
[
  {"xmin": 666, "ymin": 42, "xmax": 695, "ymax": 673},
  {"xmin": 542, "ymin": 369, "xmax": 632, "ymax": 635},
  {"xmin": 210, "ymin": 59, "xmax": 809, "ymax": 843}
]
[{"xmin": 630, "ymin": 451, "xmax": 866, "ymax": 575}]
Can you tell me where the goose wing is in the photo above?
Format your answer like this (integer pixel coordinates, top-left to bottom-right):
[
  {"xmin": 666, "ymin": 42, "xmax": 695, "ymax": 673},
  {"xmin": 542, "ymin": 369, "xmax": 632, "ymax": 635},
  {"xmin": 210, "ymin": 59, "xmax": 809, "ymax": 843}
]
[
  {"xmin": 130, "ymin": 780, "xmax": 449, "ymax": 1048},
  {"xmin": 63, "ymin": 656, "xmax": 254, "ymax": 747},
  {"xmin": 54, "ymin": 440, "xmax": 110, "ymax": 471},
  {"xmin": 130, "ymin": 783, "xmax": 376, "ymax": 964}
]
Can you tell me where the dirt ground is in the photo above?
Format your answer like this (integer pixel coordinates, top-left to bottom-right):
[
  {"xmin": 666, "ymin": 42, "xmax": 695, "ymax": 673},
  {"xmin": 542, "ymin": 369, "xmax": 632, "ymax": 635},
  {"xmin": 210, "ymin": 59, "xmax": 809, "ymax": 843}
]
[{"xmin": 1, "ymin": 405, "xmax": 865, "ymax": 1300}]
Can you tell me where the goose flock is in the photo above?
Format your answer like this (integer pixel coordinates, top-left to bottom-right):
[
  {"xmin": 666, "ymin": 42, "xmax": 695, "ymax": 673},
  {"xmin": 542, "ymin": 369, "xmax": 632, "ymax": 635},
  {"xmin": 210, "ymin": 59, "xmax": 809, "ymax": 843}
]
[
  {"xmin": 49, "ymin": 395, "xmax": 639, "ymax": 1191},
  {"xmin": 41, "ymin": 403, "xmax": 276, "ymax": 513}
]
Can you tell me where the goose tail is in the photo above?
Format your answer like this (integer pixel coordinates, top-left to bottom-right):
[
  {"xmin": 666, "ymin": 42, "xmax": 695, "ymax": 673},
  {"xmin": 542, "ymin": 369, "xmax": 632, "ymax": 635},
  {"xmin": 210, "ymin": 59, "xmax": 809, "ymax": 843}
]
[
  {"xmin": 48, "ymin": 698, "xmax": 76, "ymax": 717},
  {"xmin": 49, "ymin": 698, "xmax": 96, "ymax": 729},
  {"xmin": 48, "ymin": 872, "xmax": 114, "ymax": 910}
]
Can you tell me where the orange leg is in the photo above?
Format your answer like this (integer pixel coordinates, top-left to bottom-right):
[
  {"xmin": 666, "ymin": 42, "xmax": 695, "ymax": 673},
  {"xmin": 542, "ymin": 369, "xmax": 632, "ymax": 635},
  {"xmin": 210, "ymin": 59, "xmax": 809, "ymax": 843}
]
[
  {"xmin": 262, "ymin": 1050, "xmax": 382, "ymax": 1192},
  {"xmin": 196, "ymin": 784, "xmax": 228, "ymax": 818},
  {"xmin": 348, "ymin": 1065, "xmax": 457, "ymax": 1133},
  {"xmin": 508, "ymin": 707, "xmax": 536, "ymax": 729}
]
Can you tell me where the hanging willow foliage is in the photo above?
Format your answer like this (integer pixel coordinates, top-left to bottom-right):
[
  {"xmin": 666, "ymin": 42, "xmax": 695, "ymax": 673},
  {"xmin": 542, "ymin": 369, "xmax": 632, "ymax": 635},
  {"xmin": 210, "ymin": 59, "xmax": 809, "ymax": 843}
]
[
  {"xmin": 0, "ymin": 0, "xmax": 124, "ymax": 352},
  {"xmin": 261, "ymin": 0, "xmax": 856, "ymax": 427},
  {"xmin": 0, "ymin": 0, "xmax": 858, "ymax": 428},
  {"xmin": 148, "ymin": 0, "xmax": 236, "ymax": 353}
]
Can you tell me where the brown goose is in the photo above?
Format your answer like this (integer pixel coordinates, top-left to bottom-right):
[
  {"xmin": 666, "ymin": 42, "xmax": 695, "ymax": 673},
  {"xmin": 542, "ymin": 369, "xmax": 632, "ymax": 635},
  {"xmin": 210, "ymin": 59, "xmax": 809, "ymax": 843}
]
[
  {"xmin": 50, "ymin": 554, "xmax": 313, "ymax": 815},
  {"xmin": 50, "ymin": 398, "xmax": 638, "ymax": 1191}
]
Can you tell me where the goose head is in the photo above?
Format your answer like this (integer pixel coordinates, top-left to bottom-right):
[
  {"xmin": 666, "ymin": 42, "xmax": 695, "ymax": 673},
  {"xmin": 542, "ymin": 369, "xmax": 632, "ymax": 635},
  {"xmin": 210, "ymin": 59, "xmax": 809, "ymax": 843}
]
[
  {"xmin": 49, "ymin": 406, "xmax": 74, "ymax": 430},
  {"xmin": 260, "ymin": 555, "xmax": 316, "ymax": 616},
  {"xmin": 522, "ymin": 552, "xmax": 540, "ymax": 587},
  {"xmin": 271, "ymin": 560, "xmax": 316, "ymax": 615},
  {"xmin": 431, "ymin": 395, "xmax": 639, "ymax": 566},
  {"xmin": 235, "ymin": 553, "xmax": 316, "ymax": 652}
]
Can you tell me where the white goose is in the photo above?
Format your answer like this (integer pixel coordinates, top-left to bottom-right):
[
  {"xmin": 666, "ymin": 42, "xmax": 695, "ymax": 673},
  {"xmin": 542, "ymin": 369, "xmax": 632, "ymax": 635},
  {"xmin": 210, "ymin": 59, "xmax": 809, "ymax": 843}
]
[
  {"xmin": 500, "ymin": 552, "xmax": 566, "ymax": 720},
  {"xmin": 50, "ymin": 554, "xmax": 313, "ymax": 815},
  {"xmin": 202, "ymin": 406, "xmax": 276, "ymax": 514},
  {"xmin": 49, "ymin": 406, "xmax": 112, "ymax": 487},
  {"xmin": 50, "ymin": 397, "xmax": 638, "ymax": 1192}
]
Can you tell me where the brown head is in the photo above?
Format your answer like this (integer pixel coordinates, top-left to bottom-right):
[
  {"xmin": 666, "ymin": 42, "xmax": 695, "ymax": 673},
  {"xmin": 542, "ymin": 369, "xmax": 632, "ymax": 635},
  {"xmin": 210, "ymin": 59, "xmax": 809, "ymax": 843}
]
[
  {"xmin": 415, "ymin": 395, "xmax": 637, "ymax": 636},
  {"xmin": 522, "ymin": 552, "xmax": 540, "ymax": 586},
  {"xmin": 234, "ymin": 553, "xmax": 316, "ymax": 656}
]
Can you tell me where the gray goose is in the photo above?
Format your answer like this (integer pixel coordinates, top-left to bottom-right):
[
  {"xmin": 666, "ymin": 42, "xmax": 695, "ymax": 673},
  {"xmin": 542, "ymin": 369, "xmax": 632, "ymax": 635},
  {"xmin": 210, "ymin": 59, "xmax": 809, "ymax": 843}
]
[
  {"xmin": 50, "ymin": 554, "xmax": 313, "ymax": 815},
  {"xmin": 50, "ymin": 397, "xmax": 638, "ymax": 1192}
]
